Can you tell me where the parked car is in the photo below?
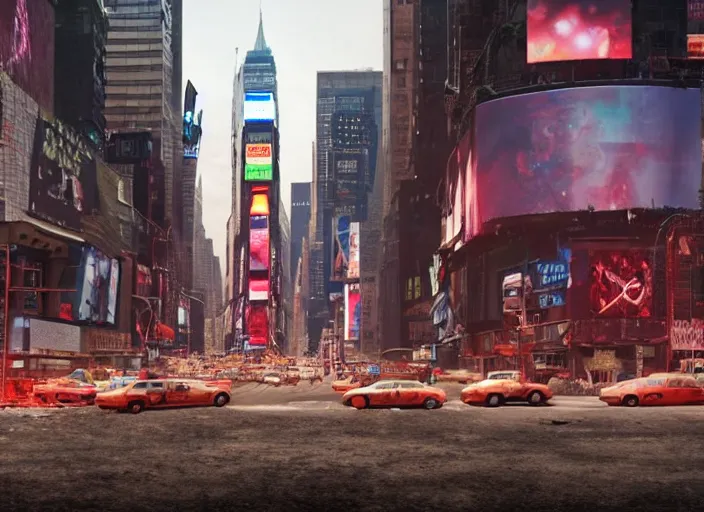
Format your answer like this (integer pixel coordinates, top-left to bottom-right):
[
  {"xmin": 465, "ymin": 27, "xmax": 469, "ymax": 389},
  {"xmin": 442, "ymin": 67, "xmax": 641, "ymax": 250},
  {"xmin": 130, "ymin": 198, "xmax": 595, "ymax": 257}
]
[
  {"xmin": 33, "ymin": 379, "xmax": 97, "ymax": 405},
  {"xmin": 332, "ymin": 375, "xmax": 362, "ymax": 393},
  {"xmin": 599, "ymin": 374, "xmax": 704, "ymax": 407},
  {"xmin": 262, "ymin": 373, "xmax": 282, "ymax": 386},
  {"xmin": 342, "ymin": 380, "xmax": 447, "ymax": 410},
  {"xmin": 460, "ymin": 370, "xmax": 553, "ymax": 407},
  {"xmin": 95, "ymin": 379, "xmax": 231, "ymax": 414}
]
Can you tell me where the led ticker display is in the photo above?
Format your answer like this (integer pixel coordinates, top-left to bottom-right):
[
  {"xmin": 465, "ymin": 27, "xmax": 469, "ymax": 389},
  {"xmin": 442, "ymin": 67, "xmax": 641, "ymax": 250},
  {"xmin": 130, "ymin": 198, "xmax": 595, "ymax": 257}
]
[
  {"xmin": 249, "ymin": 215, "xmax": 269, "ymax": 271},
  {"xmin": 467, "ymin": 86, "xmax": 701, "ymax": 238},
  {"xmin": 245, "ymin": 143, "xmax": 273, "ymax": 181},
  {"xmin": 243, "ymin": 91, "xmax": 276, "ymax": 123},
  {"xmin": 526, "ymin": 0, "xmax": 632, "ymax": 64},
  {"xmin": 688, "ymin": 35, "xmax": 704, "ymax": 59},
  {"xmin": 589, "ymin": 249, "xmax": 652, "ymax": 318}
]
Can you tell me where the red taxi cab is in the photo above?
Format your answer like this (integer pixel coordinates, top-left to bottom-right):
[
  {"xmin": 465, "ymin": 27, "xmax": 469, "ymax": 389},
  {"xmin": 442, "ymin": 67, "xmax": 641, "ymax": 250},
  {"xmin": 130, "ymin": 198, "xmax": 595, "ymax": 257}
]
[
  {"xmin": 460, "ymin": 371, "xmax": 553, "ymax": 407},
  {"xmin": 342, "ymin": 379, "xmax": 447, "ymax": 410},
  {"xmin": 95, "ymin": 378, "xmax": 231, "ymax": 414}
]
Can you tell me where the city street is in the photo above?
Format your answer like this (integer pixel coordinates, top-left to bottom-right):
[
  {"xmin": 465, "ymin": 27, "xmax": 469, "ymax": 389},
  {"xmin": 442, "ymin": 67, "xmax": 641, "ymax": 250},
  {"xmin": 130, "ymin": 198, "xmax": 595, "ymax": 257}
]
[{"xmin": 1, "ymin": 384, "xmax": 702, "ymax": 511}]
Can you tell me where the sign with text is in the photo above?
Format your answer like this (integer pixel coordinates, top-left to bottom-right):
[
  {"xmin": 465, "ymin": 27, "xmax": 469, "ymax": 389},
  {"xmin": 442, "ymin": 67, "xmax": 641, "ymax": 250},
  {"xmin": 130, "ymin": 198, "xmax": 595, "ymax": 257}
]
[{"xmin": 245, "ymin": 143, "xmax": 273, "ymax": 181}]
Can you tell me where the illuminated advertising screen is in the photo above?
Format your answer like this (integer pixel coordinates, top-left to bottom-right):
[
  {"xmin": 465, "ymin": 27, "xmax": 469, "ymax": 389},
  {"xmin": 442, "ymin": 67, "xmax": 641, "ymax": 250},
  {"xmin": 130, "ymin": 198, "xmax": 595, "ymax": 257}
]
[
  {"xmin": 243, "ymin": 91, "xmax": 276, "ymax": 123},
  {"xmin": 348, "ymin": 222, "xmax": 360, "ymax": 280},
  {"xmin": 245, "ymin": 143, "xmax": 273, "ymax": 181},
  {"xmin": 332, "ymin": 215, "xmax": 350, "ymax": 281},
  {"xmin": 688, "ymin": 35, "xmax": 704, "ymax": 59},
  {"xmin": 0, "ymin": 0, "xmax": 55, "ymax": 112},
  {"xmin": 29, "ymin": 115, "xmax": 97, "ymax": 231},
  {"xmin": 526, "ymin": 0, "xmax": 632, "ymax": 64},
  {"xmin": 249, "ymin": 215, "xmax": 270, "ymax": 271},
  {"xmin": 76, "ymin": 247, "xmax": 119, "ymax": 325},
  {"xmin": 246, "ymin": 304, "xmax": 268, "ymax": 346},
  {"xmin": 344, "ymin": 283, "xmax": 361, "ymax": 341},
  {"xmin": 589, "ymin": 249, "xmax": 652, "ymax": 318},
  {"xmin": 690, "ymin": 0, "xmax": 704, "ymax": 21},
  {"xmin": 467, "ymin": 86, "xmax": 702, "ymax": 239},
  {"xmin": 249, "ymin": 278, "xmax": 269, "ymax": 302}
]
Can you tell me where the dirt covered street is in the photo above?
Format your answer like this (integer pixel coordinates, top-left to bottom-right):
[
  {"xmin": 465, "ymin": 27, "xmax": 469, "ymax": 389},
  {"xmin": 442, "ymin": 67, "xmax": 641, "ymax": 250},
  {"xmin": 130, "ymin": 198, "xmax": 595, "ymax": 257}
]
[{"xmin": 1, "ymin": 383, "xmax": 703, "ymax": 512}]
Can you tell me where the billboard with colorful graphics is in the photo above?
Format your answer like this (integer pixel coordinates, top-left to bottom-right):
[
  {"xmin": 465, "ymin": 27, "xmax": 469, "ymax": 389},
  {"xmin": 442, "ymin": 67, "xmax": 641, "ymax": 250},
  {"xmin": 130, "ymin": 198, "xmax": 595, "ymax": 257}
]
[
  {"xmin": 344, "ymin": 282, "xmax": 361, "ymax": 341},
  {"xmin": 589, "ymin": 249, "xmax": 652, "ymax": 318},
  {"xmin": 249, "ymin": 215, "xmax": 269, "ymax": 271},
  {"xmin": 245, "ymin": 143, "xmax": 273, "ymax": 181},
  {"xmin": 332, "ymin": 215, "xmax": 350, "ymax": 281},
  {"xmin": 348, "ymin": 222, "xmax": 360, "ymax": 280}
]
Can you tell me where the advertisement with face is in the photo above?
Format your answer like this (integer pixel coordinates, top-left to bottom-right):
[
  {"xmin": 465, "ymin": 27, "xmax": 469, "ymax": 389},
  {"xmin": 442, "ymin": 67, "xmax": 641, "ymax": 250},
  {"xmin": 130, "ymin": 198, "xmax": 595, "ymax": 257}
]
[
  {"xmin": 332, "ymin": 216, "xmax": 351, "ymax": 281},
  {"xmin": 77, "ymin": 246, "xmax": 117, "ymax": 324},
  {"xmin": 589, "ymin": 250, "xmax": 652, "ymax": 318},
  {"xmin": 348, "ymin": 222, "xmax": 360, "ymax": 279},
  {"xmin": 344, "ymin": 283, "xmax": 361, "ymax": 341},
  {"xmin": 468, "ymin": 86, "xmax": 702, "ymax": 239},
  {"xmin": 29, "ymin": 116, "xmax": 97, "ymax": 230},
  {"xmin": 249, "ymin": 215, "xmax": 269, "ymax": 271},
  {"xmin": 245, "ymin": 143, "xmax": 273, "ymax": 181},
  {"xmin": 527, "ymin": 0, "xmax": 632, "ymax": 64}
]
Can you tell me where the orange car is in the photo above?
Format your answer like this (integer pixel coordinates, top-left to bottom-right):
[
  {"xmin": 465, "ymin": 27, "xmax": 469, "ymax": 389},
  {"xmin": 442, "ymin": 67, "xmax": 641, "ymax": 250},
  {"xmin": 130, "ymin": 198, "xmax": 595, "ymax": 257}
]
[
  {"xmin": 342, "ymin": 379, "xmax": 447, "ymax": 410},
  {"xmin": 95, "ymin": 378, "xmax": 232, "ymax": 414},
  {"xmin": 33, "ymin": 379, "xmax": 98, "ymax": 405},
  {"xmin": 599, "ymin": 374, "xmax": 704, "ymax": 407},
  {"xmin": 460, "ymin": 370, "xmax": 553, "ymax": 407},
  {"xmin": 332, "ymin": 376, "xmax": 363, "ymax": 393}
]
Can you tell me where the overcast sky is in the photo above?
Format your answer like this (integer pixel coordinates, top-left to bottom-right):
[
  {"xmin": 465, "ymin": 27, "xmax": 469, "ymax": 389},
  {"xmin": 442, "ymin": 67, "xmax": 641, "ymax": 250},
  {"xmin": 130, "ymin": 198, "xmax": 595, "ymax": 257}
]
[{"xmin": 182, "ymin": 0, "xmax": 383, "ymax": 269}]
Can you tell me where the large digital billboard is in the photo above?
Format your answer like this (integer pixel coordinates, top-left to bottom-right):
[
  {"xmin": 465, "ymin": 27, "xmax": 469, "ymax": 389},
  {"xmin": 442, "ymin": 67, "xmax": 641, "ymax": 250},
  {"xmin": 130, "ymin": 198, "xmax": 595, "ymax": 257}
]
[
  {"xmin": 348, "ymin": 222, "xmax": 360, "ymax": 280},
  {"xmin": 344, "ymin": 283, "xmax": 361, "ymax": 341},
  {"xmin": 29, "ymin": 115, "xmax": 97, "ymax": 231},
  {"xmin": 589, "ymin": 249, "xmax": 652, "ymax": 318},
  {"xmin": 332, "ymin": 215, "xmax": 350, "ymax": 281},
  {"xmin": 243, "ymin": 91, "xmax": 276, "ymax": 123},
  {"xmin": 0, "ymin": 0, "xmax": 55, "ymax": 112},
  {"xmin": 249, "ymin": 278, "xmax": 269, "ymax": 302},
  {"xmin": 249, "ymin": 215, "xmax": 269, "ymax": 271},
  {"xmin": 527, "ymin": 0, "xmax": 632, "ymax": 64},
  {"xmin": 467, "ymin": 86, "xmax": 702, "ymax": 239},
  {"xmin": 245, "ymin": 143, "xmax": 273, "ymax": 181},
  {"xmin": 246, "ymin": 304, "xmax": 268, "ymax": 347},
  {"xmin": 76, "ymin": 246, "xmax": 119, "ymax": 325}
]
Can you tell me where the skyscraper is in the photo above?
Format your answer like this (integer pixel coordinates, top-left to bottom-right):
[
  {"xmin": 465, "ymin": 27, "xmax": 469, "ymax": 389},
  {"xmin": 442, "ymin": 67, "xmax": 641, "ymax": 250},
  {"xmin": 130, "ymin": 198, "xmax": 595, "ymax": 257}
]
[
  {"xmin": 311, "ymin": 71, "xmax": 382, "ymax": 354},
  {"xmin": 228, "ymin": 11, "xmax": 285, "ymax": 353},
  {"xmin": 290, "ymin": 183, "xmax": 311, "ymax": 283}
]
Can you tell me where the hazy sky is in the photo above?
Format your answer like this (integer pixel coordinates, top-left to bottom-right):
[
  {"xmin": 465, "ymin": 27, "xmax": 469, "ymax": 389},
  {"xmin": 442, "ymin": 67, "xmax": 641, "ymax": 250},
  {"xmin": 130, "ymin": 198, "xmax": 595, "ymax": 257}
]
[{"xmin": 182, "ymin": 0, "xmax": 383, "ymax": 268}]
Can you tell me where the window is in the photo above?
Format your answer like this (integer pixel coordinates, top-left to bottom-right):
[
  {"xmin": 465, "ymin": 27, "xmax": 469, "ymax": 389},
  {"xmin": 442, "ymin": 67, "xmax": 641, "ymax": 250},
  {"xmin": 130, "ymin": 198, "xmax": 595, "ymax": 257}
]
[
  {"xmin": 394, "ymin": 59, "xmax": 408, "ymax": 71},
  {"xmin": 414, "ymin": 276, "xmax": 421, "ymax": 299},
  {"xmin": 406, "ymin": 278, "xmax": 413, "ymax": 301},
  {"xmin": 148, "ymin": 382, "xmax": 164, "ymax": 389},
  {"xmin": 374, "ymin": 382, "xmax": 395, "ymax": 390},
  {"xmin": 400, "ymin": 382, "xmax": 423, "ymax": 389},
  {"xmin": 397, "ymin": 76, "xmax": 406, "ymax": 88},
  {"xmin": 117, "ymin": 179, "xmax": 126, "ymax": 203},
  {"xmin": 133, "ymin": 382, "xmax": 148, "ymax": 389}
]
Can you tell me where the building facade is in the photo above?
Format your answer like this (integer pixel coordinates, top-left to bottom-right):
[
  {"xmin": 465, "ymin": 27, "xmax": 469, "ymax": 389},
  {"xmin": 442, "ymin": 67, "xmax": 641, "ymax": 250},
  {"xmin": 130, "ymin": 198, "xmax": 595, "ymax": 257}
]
[{"xmin": 311, "ymin": 71, "xmax": 382, "ymax": 356}]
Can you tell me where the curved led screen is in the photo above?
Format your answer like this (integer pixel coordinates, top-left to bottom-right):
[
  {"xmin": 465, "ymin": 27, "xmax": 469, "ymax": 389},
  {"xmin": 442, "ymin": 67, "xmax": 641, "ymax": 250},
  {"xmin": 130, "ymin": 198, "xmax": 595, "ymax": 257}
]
[
  {"xmin": 527, "ymin": 0, "xmax": 632, "ymax": 64},
  {"xmin": 467, "ymin": 86, "xmax": 702, "ymax": 238}
]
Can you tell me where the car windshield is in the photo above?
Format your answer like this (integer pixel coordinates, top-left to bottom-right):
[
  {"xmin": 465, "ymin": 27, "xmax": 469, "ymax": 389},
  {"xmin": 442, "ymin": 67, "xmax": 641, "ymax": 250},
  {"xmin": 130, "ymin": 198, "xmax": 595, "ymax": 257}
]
[{"xmin": 488, "ymin": 373, "xmax": 517, "ymax": 380}]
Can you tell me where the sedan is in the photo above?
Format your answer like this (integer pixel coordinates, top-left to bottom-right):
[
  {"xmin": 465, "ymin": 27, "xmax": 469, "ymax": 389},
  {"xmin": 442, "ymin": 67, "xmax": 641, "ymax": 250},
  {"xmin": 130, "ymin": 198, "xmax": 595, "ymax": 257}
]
[
  {"xmin": 95, "ymin": 378, "xmax": 231, "ymax": 414},
  {"xmin": 342, "ymin": 380, "xmax": 447, "ymax": 410}
]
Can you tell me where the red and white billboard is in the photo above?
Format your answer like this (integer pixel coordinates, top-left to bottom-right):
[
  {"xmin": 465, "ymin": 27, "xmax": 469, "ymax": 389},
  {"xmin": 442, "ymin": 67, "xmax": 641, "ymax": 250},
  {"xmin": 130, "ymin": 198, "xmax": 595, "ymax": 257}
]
[
  {"xmin": 688, "ymin": 35, "xmax": 704, "ymax": 59},
  {"xmin": 246, "ymin": 304, "xmax": 268, "ymax": 347},
  {"xmin": 249, "ymin": 278, "xmax": 269, "ymax": 302}
]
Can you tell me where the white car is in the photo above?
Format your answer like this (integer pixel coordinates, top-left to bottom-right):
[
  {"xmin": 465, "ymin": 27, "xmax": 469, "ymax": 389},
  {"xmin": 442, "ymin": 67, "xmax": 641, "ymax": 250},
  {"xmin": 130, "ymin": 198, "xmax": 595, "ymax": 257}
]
[{"xmin": 262, "ymin": 373, "xmax": 282, "ymax": 386}]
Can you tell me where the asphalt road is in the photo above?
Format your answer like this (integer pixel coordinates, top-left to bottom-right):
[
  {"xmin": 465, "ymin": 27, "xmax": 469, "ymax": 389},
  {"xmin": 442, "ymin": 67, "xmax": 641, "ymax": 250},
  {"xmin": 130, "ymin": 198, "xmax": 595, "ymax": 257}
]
[{"xmin": 0, "ymin": 382, "xmax": 702, "ymax": 512}]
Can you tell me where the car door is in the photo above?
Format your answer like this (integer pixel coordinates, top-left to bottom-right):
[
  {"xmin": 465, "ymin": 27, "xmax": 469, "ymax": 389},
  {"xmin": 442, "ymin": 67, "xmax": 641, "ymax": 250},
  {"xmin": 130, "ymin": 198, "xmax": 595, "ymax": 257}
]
[
  {"xmin": 146, "ymin": 381, "xmax": 166, "ymax": 407},
  {"xmin": 679, "ymin": 377, "xmax": 703, "ymax": 404},
  {"xmin": 662, "ymin": 378, "xmax": 685, "ymax": 405},
  {"xmin": 369, "ymin": 383, "xmax": 395, "ymax": 406},
  {"xmin": 398, "ymin": 382, "xmax": 424, "ymax": 406},
  {"xmin": 166, "ymin": 381, "xmax": 190, "ymax": 405}
]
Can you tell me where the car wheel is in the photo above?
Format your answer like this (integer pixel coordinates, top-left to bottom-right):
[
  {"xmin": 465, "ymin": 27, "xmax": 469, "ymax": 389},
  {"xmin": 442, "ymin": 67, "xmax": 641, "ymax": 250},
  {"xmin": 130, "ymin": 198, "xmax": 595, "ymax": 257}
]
[
  {"xmin": 350, "ymin": 395, "xmax": 368, "ymax": 410},
  {"xmin": 485, "ymin": 394, "xmax": 503, "ymax": 408},
  {"xmin": 214, "ymin": 393, "xmax": 229, "ymax": 407},
  {"xmin": 622, "ymin": 395, "xmax": 639, "ymax": 407},
  {"xmin": 527, "ymin": 391, "xmax": 545, "ymax": 406},
  {"xmin": 128, "ymin": 401, "xmax": 144, "ymax": 414},
  {"xmin": 423, "ymin": 397, "xmax": 438, "ymax": 410}
]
